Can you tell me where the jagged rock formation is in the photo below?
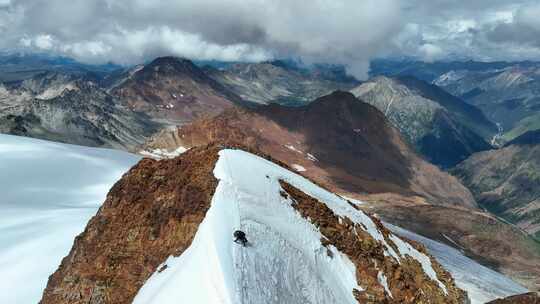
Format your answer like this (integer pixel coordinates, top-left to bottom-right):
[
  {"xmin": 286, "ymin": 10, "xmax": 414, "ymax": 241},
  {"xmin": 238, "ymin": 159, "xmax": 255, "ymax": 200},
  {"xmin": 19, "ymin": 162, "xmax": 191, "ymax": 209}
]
[
  {"xmin": 351, "ymin": 76, "xmax": 496, "ymax": 168},
  {"xmin": 144, "ymin": 91, "xmax": 476, "ymax": 209},
  {"xmin": 40, "ymin": 144, "xmax": 467, "ymax": 304},
  {"xmin": 16, "ymin": 71, "xmax": 82, "ymax": 100},
  {"xmin": 452, "ymin": 130, "xmax": 540, "ymax": 241},
  {"xmin": 0, "ymin": 79, "xmax": 160, "ymax": 149},
  {"xmin": 205, "ymin": 60, "xmax": 358, "ymax": 105}
]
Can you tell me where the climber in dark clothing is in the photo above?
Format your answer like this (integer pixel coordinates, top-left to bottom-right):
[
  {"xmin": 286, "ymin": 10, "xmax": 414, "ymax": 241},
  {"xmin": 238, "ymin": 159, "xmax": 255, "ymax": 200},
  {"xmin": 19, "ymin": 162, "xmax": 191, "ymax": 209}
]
[{"xmin": 233, "ymin": 230, "xmax": 248, "ymax": 247}]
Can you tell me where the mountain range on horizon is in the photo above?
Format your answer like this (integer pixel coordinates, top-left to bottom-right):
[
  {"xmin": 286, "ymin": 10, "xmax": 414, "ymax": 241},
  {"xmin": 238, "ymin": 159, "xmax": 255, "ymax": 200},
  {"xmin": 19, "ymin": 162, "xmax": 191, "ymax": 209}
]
[
  {"xmin": 1, "ymin": 53, "xmax": 540, "ymax": 304},
  {"xmin": 4, "ymin": 0, "xmax": 540, "ymax": 302}
]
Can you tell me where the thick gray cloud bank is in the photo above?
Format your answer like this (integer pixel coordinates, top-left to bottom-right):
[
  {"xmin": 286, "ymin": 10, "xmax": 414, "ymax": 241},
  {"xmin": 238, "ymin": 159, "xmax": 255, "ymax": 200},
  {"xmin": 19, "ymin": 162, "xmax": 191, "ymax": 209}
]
[{"xmin": 1, "ymin": 0, "xmax": 540, "ymax": 78}]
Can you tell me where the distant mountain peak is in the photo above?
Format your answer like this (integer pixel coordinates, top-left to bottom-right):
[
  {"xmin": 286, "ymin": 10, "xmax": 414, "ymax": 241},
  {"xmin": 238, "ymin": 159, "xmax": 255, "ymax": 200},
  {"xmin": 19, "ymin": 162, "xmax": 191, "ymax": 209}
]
[
  {"xmin": 109, "ymin": 55, "xmax": 239, "ymax": 125},
  {"xmin": 142, "ymin": 56, "xmax": 202, "ymax": 76},
  {"xmin": 148, "ymin": 56, "xmax": 192, "ymax": 66}
]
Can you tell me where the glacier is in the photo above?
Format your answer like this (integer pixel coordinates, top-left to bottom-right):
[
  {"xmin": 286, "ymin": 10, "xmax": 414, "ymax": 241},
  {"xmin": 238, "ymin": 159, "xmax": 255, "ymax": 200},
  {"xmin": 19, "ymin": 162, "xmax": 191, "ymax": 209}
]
[{"xmin": 0, "ymin": 134, "xmax": 139, "ymax": 304}]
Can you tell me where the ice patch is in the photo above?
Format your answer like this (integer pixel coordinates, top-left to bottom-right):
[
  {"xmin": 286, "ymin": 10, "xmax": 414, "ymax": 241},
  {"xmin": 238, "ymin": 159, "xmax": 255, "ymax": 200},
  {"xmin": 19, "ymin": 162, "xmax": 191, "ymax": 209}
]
[
  {"xmin": 285, "ymin": 144, "xmax": 302, "ymax": 153},
  {"xmin": 306, "ymin": 153, "xmax": 318, "ymax": 162},
  {"xmin": 292, "ymin": 164, "xmax": 306, "ymax": 172},
  {"xmin": 377, "ymin": 271, "xmax": 392, "ymax": 298},
  {"xmin": 340, "ymin": 196, "xmax": 365, "ymax": 206},
  {"xmin": 140, "ymin": 147, "xmax": 187, "ymax": 159}
]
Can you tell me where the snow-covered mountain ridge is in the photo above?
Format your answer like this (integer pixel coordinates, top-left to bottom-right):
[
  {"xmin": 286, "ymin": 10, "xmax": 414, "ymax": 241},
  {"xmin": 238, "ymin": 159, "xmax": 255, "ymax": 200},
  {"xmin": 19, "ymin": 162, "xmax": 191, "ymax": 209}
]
[
  {"xmin": 41, "ymin": 143, "xmax": 467, "ymax": 303},
  {"xmin": 134, "ymin": 149, "xmax": 464, "ymax": 303}
]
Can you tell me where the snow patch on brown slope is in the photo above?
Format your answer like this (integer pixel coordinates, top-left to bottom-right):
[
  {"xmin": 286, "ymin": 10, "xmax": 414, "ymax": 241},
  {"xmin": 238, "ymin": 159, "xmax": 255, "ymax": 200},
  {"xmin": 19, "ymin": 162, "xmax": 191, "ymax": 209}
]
[{"xmin": 143, "ymin": 91, "xmax": 476, "ymax": 209}]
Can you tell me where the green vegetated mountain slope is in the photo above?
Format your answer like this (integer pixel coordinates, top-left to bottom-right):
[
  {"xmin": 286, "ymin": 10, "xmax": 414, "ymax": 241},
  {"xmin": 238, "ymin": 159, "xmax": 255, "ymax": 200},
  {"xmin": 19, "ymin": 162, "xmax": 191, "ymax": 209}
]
[
  {"xmin": 351, "ymin": 76, "xmax": 496, "ymax": 168},
  {"xmin": 452, "ymin": 130, "xmax": 540, "ymax": 241},
  {"xmin": 501, "ymin": 112, "xmax": 540, "ymax": 142},
  {"xmin": 432, "ymin": 64, "xmax": 540, "ymax": 144},
  {"xmin": 371, "ymin": 59, "xmax": 540, "ymax": 145}
]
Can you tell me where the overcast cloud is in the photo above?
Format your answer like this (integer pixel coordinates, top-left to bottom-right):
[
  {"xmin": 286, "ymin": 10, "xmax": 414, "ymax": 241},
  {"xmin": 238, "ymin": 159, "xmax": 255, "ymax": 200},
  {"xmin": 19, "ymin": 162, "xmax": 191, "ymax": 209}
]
[{"xmin": 1, "ymin": 0, "xmax": 540, "ymax": 78}]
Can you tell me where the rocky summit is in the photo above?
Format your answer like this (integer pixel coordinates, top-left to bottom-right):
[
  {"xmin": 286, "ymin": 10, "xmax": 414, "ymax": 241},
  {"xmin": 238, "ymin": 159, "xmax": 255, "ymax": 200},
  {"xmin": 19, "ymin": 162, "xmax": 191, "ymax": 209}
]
[{"xmin": 109, "ymin": 56, "xmax": 241, "ymax": 125}]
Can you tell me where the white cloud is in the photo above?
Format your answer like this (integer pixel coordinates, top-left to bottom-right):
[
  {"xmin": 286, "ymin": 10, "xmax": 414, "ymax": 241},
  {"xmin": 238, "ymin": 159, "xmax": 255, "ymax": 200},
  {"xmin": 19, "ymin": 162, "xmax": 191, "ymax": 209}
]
[
  {"xmin": 418, "ymin": 43, "xmax": 444, "ymax": 62},
  {"xmin": 389, "ymin": 0, "xmax": 540, "ymax": 61},
  {"xmin": 34, "ymin": 35, "xmax": 54, "ymax": 50},
  {"xmin": 2, "ymin": 0, "xmax": 540, "ymax": 73},
  {"xmin": 0, "ymin": 0, "xmax": 402, "ymax": 78}
]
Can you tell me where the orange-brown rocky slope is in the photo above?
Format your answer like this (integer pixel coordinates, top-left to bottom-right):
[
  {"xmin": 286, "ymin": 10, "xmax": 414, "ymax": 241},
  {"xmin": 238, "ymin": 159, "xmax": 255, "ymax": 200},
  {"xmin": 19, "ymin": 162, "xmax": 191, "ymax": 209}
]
[
  {"xmin": 40, "ymin": 144, "xmax": 221, "ymax": 303},
  {"xmin": 144, "ymin": 91, "xmax": 476, "ymax": 209}
]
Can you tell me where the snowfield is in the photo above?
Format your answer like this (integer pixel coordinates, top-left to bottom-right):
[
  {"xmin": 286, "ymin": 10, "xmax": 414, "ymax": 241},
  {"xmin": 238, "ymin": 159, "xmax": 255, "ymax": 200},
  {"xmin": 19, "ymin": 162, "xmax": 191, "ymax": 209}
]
[{"xmin": 0, "ymin": 134, "xmax": 139, "ymax": 304}]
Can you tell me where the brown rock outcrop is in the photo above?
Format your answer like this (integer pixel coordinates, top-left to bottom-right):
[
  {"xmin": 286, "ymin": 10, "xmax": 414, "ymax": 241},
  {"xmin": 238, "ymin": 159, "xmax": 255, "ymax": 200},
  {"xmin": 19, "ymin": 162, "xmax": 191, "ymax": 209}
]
[
  {"xmin": 487, "ymin": 292, "xmax": 540, "ymax": 304},
  {"xmin": 41, "ymin": 144, "xmax": 221, "ymax": 303},
  {"xmin": 280, "ymin": 180, "xmax": 467, "ymax": 304},
  {"xmin": 366, "ymin": 199, "xmax": 540, "ymax": 290}
]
